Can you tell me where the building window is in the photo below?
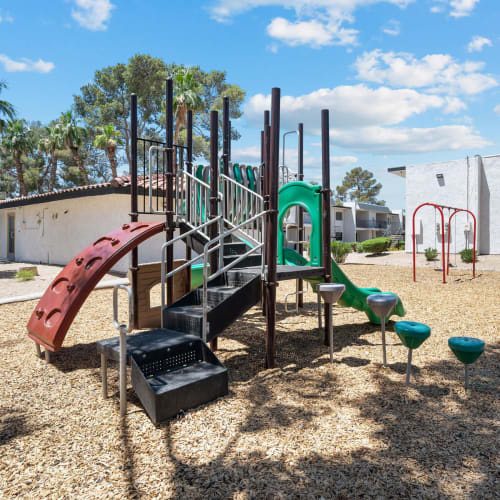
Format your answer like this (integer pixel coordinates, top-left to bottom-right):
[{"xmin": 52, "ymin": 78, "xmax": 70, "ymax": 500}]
[
  {"xmin": 335, "ymin": 211, "xmax": 343, "ymax": 221},
  {"xmin": 335, "ymin": 232, "xmax": 343, "ymax": 241}
]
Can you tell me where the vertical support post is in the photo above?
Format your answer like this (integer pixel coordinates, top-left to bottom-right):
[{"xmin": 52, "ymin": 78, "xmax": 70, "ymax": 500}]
[
  {"xmin": 405, "ymin": 348, "xmax": 413, "ymax": 386},
  {"xmin": 223, "ymin": 97, "xmax": 230, "ymax": 177},
  {"xmin": 165, "ymin": 79, "xmax": 174, "ymax": 305},
  {"xmin": 297, "ymin": 122, "xmax": 304, "ymax": 308},
  {"xmin": 209, "ymin": 110, "xmax": 219, "ymax": 351},
  {"xmin": 101, "ymin": 353, "xmax": 108, "ymax": 399},
  {"xmin": 321, "ymin": 109, "xmax": 332, "ymax": 346},
  {"xmin": 465, "ymin": 364, "xmax": 470, "ymax": 389},
  {"xmin": 130, "ymin": 94, "xmax": 139, "ymax": 328},
  {"xmin": 119, "ymin": 329, "xmax": 127, "ymax": 417},
  {"xmin": 381, "ymin": 317, "xmax": 387, "ymax": 367},
  {"xmin": 262, "ymin": 111, "xmax": 271, "ymax": 317},
  {"xmin": 265, "ymin": 89, "xmax": 280, "ymax": 369},
  {"xmin": 35, "ymin": 343, "xmax": 42, "ymax": 358},
  {"xmin": 185, "ymin": 110, "xmax": 193, "ymax": 295}
]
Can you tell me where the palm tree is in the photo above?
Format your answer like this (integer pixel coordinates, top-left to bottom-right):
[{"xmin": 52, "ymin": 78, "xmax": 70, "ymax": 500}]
[
  {"xmin": 39, "ymin": 125, "xmax": 63, "ymax": 191},
  {"xmin": 0, "ymin": 81, "xmax": 16, "ymax": 134},
  {"xmin": 59, "ymin": 111, "xmax": 89, "ymax": 185},
  {"xmin": 1, "ymin": 120, "xmax": 34, "ymax": 196},
  {"xmin": 173, "ymin": 68, "xmax": 203, "ymax": 149},
  {"xmin": 93, "ymin": 124, "xmax": 123, "ymax": 179}
]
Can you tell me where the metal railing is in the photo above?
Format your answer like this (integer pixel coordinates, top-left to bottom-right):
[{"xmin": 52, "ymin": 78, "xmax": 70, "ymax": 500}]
[
  {"xmin": 201, "ymin": 211, "xmax": 267, "ymax": 341},
  {"xmin": 221, "ymin": 173, "xmax": 264, "ymax": 247},
  {"xmin": 174, "ymin": 168, "xmax": 218, "ymax": 241},
  {"xmin": 160, "ymin": 216, "xmax": 224, "ymax": 328}
]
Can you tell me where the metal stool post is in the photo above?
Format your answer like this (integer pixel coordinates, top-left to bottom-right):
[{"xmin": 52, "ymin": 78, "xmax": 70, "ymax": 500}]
[{"xmin": 113, "ymin": 284, "xmax": 134, "ymax": 418}]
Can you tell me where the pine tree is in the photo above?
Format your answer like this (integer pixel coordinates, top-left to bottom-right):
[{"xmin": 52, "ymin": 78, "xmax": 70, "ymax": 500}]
[{"xmin": 335, "ymin": 167, "xmax": 385, "ymax": 206}]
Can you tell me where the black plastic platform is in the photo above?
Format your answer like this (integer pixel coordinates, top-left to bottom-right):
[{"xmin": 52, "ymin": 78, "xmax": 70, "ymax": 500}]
[
  {"xmin": 232, "ymin": 264, "xmax": 326, "ymax": 281},
  {"xmin": 130, "ymin": 329, "xmax": 228, "ymax": 423}
]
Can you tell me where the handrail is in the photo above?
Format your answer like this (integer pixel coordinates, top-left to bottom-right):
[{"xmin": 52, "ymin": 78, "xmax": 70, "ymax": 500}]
[
  {"xmin": 160, "ymin": 216, "xmax": 223, "ymax": 327},
  {"xmin": 201, "ymin": 211, "xmax": 267, "ymax": 341}
]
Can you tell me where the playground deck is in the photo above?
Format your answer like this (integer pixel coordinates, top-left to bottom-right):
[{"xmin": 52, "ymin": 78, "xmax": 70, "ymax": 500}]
[{"xmin": 0, "ymin": 264, "xmax": 497, "ymax": 498}]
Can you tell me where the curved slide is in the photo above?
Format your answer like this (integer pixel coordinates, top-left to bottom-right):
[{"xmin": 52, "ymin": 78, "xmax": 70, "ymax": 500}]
[
  {"xmin": 27, "ymin": 222, "xmax": 165, "ymax": 351},
  {"xmin": 277, "ymin": 181, "xmax": 405, "ymax": 325},
  {"xmin": 283, "ymin": 248, "xmax": 405, "ymax": 324}
]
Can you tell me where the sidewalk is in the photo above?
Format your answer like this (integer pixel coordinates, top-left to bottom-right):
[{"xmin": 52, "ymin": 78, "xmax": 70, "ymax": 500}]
[
  {"xmin": 345, "ymin": 251, "xmax": 500, "ymax": 271},
  {"xmin": 0, "ymin": 262, "xmax": 127, "ymax": 302}
]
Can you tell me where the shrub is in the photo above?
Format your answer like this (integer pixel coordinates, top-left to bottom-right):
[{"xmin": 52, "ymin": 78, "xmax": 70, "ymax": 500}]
[
  {"xmin": 15, "ymin": 269, "xmax": 36, "ymax": 281},
  {"xmin": 356, "ymin": 243, "xmax": 364, "ymax": 253},
  {"xmin": 397, "ymin": 240, "xmax": 405, "ymax": 251},
  {"xmin": 460, "ymin": 248, "xmax": 477, "ymax": 263},
  {"xmin": 424, "ymin": 247, "xmax": 438, "ymax": 261},
  {"xmin": 331, "ymin": 241, "xmax": 352, "ymax": 264},
  {"xmin": 361, "ymin": 237, "xmax": 391, "ymax": 254}
]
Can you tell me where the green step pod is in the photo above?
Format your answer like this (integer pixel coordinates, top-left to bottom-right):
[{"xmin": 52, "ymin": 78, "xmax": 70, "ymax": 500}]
[
  {"xmin": 448, "ymin": 337, "xmax": 485, "ymax": 389},
  {"xmin": 395, "ymin": 321, "xmax": 431, "ymax": 386}
]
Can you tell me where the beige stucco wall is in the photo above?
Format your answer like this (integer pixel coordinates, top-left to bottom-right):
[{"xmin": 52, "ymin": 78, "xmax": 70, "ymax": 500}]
[{"xmin": 0, "ymin": 193, "xmax": 184, "ymax": 273}]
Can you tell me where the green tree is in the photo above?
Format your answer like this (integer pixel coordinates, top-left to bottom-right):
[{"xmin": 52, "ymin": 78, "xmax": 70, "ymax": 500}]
[
  {"xmin": 39, "ymin": 125, "xmax": 63, "ymax": 191},
  {"xmin": 73, "ymin": 54, "xmax": 245, "ymax": 167},
  {"xmin": 173, "ymin": 68, "xmax": 203, "ymax": 147},
  {"xmin": 58, "ymin": 111, "xmax": 89, "ymax": 185},
  {"xmin": 1, "ymin": 119, "xmax": 34, "ymax": 196},
  {"xmin": 0, "ymin": 81, "xmax": 15, "ymax": 134},
  {"xmin": 335, "ymin": 167, "xmax": 385, "ymax": 206},
  {"xmin": 93, "ymin": 124, "xmax": 123, "ymax": 178}
]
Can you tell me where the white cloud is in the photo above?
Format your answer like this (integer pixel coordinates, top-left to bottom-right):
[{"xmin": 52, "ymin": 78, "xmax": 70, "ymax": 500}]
[
  {"xmin": 494, "ymin": 104, "xmax": 500, "ymax": 116},
  {"xmin": 333, "ymin": 155, "xmax": 358, "ymax": 166},
  {"xmin": 382, "ymin": 19, "xmax": 400, "ymax": 36},
  {"xmin": 332, "ymin": 125, "xmax": 491, "ymax": 153},
  {"xmin": 71, "ymin": 0, "xmax": 114, "ymax": 31},
  {"xmin": 0, "ymin": 54, "xmax": 55, "ymax": 73},
  {"xmin": 267, "ymin": 17, "xmax": 357, "ymax": 47},
  {"xmin": 231, "ymin": 146, "xmax": 261, "ymax": 162},
  {"xmin": 444, "ymin": 96, "xmax": 466, "ymax": 114},
  {"xmin": 245, "ymin": 85, "xmax": 489, "ymax": 154},
  {"xmin": 0, "ymin": 10, "xmax": 14, "ymax": 23},
  {"xmin": 354, "ymin": 49, "xmax": 497, "ymax": 95},
  {"xmin": 467, "ymin": 35, "xmax": 492, "ymax": 53},
  {"xmin": 246, "ymin": 85, "xmax": 445, "ymax": 132},
  {"xmin": 210, "ymin": 0, "xmax": 414, "ymax": 47},
  {"xmin": 449, "ymin": 0, "xmax": 480, "ymax": 17}
]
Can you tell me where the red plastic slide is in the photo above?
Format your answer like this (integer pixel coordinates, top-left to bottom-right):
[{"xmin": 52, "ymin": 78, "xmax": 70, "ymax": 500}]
[{"xmin": 27, "ymin": 222, "xmax": 165, "ymax": 351}]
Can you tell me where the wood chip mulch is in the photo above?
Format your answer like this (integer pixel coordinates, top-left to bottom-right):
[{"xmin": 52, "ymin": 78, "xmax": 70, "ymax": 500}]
[{"xmin": 0, "ymin": 264, "xmax": 498, "ymax": 499}]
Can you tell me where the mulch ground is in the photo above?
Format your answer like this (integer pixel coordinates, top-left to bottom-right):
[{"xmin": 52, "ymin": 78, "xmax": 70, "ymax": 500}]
[{"xmin": 0, "ymin": 264, "xmax": 498, "ymax": 499}]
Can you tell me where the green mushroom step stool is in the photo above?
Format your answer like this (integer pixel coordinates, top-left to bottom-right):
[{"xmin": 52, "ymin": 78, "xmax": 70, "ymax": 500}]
[
  {"xmin": 448, "ymin": 337, "xmax": 485, "ymax": 389},
  {"xmin": 395, "ymin": 321, "xmax": 431, "ymax": 386}
]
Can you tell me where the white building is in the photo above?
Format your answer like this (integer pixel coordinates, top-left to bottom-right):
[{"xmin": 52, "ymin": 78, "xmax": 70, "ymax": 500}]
[
  {"xmin": 285, "ymin": 202, "xmax": 404, "ymax": 244},
  {"xmin": 0, "ymin": 177, "xmax": 180, "ymax": 274},
  {"xmin": 389, "ymin": 154, "xmax": 500, "ymax": 255}
]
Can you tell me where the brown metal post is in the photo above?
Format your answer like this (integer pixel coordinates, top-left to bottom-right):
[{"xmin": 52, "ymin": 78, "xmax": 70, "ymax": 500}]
[
  {"xmin": 166, "ymin": 79, "xmax": 174, "ymax": 306},
  {"xmin": 185, "ymin": 110, "xmax": 193, "ymax": 295},
  {"xmin": 265, "ymin": 89, "xmax": 280, "ymax": 369},
  {"xmin": 223, "ymin": 97, "xmax": 230, "ymax": 176},
  {"xmin": 321, "ymin": 110, "xmax": 332, "ymax": 345},
  {"xmin": 130, "ymin": 94, "xmax": 139, "ymax": 328},
  {"xmin": 262, "ymin": 111, "xmax": 271, "ymax": 317},
  {"xmin": 209, "ymin": 110, "xmax": 219, "ymax": 351},
  {"xmin": 297, "ymin": 122, "xmax": 304, "ymax": 308}
]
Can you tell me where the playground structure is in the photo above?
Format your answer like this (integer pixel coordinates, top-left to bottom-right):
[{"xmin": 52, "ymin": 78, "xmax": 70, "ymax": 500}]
[
  {"xmin": 26, "ymin": 81, "xmax": 452, "ymax": 422},
  {"xmin": 412, "ymin": 202, "xmax": 476, "ymax": 283}
]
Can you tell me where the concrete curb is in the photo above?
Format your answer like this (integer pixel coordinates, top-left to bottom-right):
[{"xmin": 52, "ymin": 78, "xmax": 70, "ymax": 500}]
[{"xmin": 0, "ymin": 278, "xmax": 130, "ymax": 305}]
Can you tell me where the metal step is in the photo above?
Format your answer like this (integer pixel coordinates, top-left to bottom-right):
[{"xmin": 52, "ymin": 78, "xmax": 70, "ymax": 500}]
[{"xmin": 223, "ymin": 242, "xmax": 248, "ymax": 256}]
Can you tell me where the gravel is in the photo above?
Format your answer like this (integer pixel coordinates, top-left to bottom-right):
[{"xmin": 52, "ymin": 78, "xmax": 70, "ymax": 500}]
[{"xmin": 0, "ymin": 264, "xmax": 498, "ymax": 498}]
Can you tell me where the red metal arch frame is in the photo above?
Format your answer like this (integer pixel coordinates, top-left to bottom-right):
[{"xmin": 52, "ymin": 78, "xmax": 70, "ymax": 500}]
[
  {"xmin": 446, "ymin": 209, "xmax": 476, "ymax": 277},
  {"xmin": 412, "ymin": 203, "xmax": 477, "ymax": 284},
  {"xmin": 412, "ymin": 203, "xmax": 446, "ymax": 283}
]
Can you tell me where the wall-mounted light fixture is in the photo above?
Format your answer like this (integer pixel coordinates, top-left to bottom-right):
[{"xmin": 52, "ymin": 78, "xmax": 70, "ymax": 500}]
[{"xmin": 436, "ymin": 173, "xmax": 444, "ymax": 180}]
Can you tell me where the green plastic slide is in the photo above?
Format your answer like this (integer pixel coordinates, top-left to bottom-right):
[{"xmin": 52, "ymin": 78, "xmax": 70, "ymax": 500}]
[
  {"xmin": 277, "ymin": 181, "xmax": 405, "ymax": 324},
  {"xmin": 283, "ymin": 248, "xmax": 405, "ymax": 324}
]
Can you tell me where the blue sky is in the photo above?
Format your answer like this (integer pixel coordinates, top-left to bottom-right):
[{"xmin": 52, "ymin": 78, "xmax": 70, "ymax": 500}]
[{"xmin": 0, "ymin": 0, "xmax": 498, "ymax": 207}]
